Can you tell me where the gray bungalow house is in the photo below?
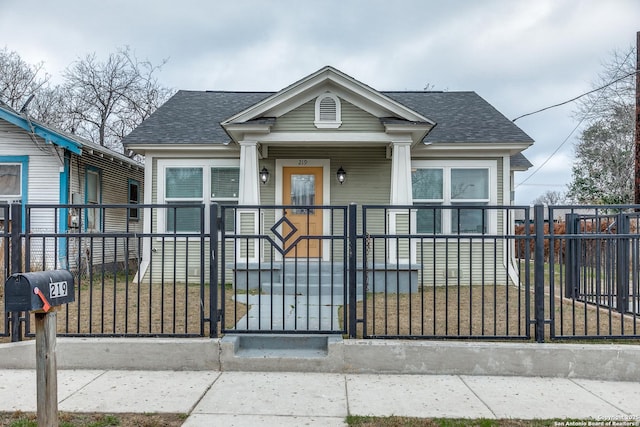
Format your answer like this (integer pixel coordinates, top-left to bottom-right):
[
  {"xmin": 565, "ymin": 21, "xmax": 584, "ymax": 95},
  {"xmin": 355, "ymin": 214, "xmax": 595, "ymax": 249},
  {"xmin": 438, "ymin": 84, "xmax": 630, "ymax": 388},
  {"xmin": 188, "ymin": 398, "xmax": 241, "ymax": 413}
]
[{"xmin": 123, "ymin": 66, "xmax": 533, "ymax": 287}]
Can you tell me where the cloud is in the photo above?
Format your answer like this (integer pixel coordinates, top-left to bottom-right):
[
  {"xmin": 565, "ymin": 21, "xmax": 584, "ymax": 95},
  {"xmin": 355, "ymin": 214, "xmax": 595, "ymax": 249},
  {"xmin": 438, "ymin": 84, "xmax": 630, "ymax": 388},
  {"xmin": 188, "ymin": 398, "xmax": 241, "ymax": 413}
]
[{"xmin": 1, "ymin": 0, "xmax": 639, "ymax": 206}]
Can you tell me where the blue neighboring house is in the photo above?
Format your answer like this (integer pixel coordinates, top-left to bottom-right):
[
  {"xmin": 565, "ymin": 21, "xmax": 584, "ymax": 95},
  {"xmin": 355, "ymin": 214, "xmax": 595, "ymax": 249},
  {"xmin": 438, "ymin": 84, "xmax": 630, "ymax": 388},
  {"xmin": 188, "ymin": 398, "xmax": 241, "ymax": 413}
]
[{"xmin": 0, "ymin": 101, "xmax": 144, "ymax": 272}]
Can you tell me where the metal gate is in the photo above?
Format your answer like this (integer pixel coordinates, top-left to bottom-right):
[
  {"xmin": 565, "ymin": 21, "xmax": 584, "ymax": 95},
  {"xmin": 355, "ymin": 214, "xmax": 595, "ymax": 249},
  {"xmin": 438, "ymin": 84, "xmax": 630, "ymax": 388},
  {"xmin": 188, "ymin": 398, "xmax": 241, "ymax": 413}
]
[
  {"xmin": 565, "ymin": 211, "xmax": 640, "ymax": 314},
  {"xmin": 219, "ymin": 204, "xmax": 349, "ymax": 334}
]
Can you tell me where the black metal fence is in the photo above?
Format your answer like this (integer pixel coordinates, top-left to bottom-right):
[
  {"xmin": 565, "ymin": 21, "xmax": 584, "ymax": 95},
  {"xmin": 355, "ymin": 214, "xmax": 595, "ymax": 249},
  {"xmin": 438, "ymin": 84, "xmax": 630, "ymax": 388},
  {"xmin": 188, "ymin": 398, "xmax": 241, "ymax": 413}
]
[
  {"xmin": 2, "ymin": 203, "xmax": 640, "ymax": 342},
  {"xmin": 547, "ymin": 205, "xmax": 640, "ymax": 340},
  {"xmin": 4, "ymin": 203, "xmax": 214, "ymax": 340},
  {"xmin": 358, "ymin": 205, "xmax": 533, "ymax": 340},
  {"xmin": 0, "ymin": 203, "xmax": 10, "ymax": 339}
]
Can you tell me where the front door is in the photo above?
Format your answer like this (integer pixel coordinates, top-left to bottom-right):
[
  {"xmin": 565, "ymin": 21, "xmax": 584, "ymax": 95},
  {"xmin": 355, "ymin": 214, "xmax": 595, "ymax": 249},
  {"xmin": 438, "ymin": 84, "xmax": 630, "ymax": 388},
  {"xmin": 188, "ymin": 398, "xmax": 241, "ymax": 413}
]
[{"xmin": 282, "ymin": 166, "xmax": 323, "ymax": 258}]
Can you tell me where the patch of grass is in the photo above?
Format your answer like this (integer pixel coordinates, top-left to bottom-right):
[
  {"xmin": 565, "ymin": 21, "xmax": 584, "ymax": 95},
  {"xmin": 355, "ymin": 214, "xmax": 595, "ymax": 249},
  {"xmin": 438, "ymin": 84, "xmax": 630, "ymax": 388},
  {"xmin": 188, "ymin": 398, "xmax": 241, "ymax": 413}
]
[
  {"xmin": 345, "ymin": 416, "xmax": 590, "ymax": 426},
  {"xmin": 347, "ymin": 281, "xmax": 640, "ymax": 340},
  {"xmin": 0, "ymin": 281, "xmax": 246, "ymax": 341},
  {"xmin": 0, "ymin": 412, "xmax": 186, "ymax": 427}
]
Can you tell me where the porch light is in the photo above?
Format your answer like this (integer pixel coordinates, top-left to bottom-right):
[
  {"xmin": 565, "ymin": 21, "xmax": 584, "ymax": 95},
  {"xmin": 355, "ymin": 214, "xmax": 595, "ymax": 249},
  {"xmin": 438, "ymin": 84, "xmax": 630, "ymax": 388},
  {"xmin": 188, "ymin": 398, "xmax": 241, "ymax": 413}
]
[
  {"xmin": 336, "ymin": 167, "xmax": 346, "ymax": 184},
  {"xmin": 260, "ymin": 167, "xmax": 270, "ymax": 184}
]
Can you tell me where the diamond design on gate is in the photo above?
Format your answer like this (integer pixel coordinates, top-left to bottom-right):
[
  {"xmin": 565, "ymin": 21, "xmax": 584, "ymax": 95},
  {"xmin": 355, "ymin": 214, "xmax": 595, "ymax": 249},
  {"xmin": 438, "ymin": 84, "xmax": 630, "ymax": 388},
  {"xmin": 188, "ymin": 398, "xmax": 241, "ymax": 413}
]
[{"xmin": 271, "ymin": 214, "xmax": 298, "ymax": 244}]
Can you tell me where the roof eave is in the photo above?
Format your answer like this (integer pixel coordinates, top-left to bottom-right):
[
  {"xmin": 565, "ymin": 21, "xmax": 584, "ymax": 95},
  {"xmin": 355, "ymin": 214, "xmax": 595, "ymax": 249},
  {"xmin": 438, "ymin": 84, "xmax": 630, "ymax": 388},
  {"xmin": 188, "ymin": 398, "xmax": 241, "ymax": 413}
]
[
  {"xmin": 382, "ymin": 121, "xmax": 435, "ymax": 147},
  {"xmin": 413, "ymin": 141, "xmax": 533, "ymax": 155},
  {"xmin": 0, "ymin": 105, "xmax": 82, "ymax": 155},
  {"xmin": 222, "ymin": 120, "xmax": 275, "ymax": 143}
]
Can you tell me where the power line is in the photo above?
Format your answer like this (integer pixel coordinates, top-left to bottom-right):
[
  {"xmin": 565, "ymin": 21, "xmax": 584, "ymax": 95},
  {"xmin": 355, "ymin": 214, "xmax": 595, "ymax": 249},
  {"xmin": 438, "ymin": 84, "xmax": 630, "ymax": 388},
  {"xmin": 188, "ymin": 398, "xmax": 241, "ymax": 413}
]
[
  {"xmin": 515, "ymin": 117, "xmax": 585, "ymax": 189},
  {"xmin": 515, "ymin": 50, "xmax": 637, "ymax": 190},
  {"xmin": 516, "ymin": 183, "xmax": 567, "ymax": 187},
  {"xmin": 512, "ymin": 69, "xmax": 638, "ymax": 122}
]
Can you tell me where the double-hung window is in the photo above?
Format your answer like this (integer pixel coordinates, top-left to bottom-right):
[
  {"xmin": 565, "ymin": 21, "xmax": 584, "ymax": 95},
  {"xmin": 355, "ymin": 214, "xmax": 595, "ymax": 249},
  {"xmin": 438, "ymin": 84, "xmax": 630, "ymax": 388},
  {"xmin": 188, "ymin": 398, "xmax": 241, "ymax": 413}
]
[
  {"xmin": 210, "ymin": 167, "xmax": 239, "ymax": 232},
  {"xmin": 128, "ymin": 179, "xmax": 140, "ymax": 221},
  {"xmin": 0, "ymin": 156, "xmax": 27, "ymax": 224},
  {"xmin": 0, "ymin": 163, "xmax": 22, "ymax": 202},
  {"xmin": 85, "ymin": 166, "xmax": 102, "ymax": 231},
  {"xmin": 165, "ymin": 167, "xmax": 203, "ymax": 232},
  {"xmin": 412, "ymin": 168, "xmax": 443, "ymax": 233},
  {"xmin": 412, "ymin": 161, "xmax": 495, "ymax": 234},
  {"xmin": 159, "ymin": 160, "xmax": 240, "ymax": 233}
]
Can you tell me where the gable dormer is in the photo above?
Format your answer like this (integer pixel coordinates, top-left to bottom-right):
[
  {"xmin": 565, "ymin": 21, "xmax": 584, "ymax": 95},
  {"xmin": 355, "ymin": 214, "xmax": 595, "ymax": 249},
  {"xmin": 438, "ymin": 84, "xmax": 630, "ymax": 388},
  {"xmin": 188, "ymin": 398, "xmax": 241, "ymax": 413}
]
[{"xmin": 221, "ymin": 66, "xmax": 435, "ymax": 146}]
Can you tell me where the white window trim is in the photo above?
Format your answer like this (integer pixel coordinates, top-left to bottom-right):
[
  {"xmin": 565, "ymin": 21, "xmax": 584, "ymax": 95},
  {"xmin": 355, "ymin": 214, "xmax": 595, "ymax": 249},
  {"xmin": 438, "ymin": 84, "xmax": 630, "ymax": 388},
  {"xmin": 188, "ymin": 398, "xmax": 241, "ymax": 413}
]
[
  {"xmin": 157, "ymin": 158, "xmax": 240, "ymax": 235},
  {"xmin": 314, "ymin": 92, "xmax": 342, "ymax": 129},
  {"xmin": 411, "ymin": 159, "xmax": 498, "ymax": 235}
]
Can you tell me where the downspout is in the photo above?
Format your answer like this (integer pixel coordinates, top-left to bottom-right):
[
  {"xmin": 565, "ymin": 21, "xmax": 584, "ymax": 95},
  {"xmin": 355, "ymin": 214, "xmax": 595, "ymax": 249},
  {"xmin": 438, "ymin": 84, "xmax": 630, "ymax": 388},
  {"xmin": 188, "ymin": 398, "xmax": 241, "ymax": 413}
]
[{"xmin": 58, "ymin": 150, "xmax": 70, "ymax": 269}]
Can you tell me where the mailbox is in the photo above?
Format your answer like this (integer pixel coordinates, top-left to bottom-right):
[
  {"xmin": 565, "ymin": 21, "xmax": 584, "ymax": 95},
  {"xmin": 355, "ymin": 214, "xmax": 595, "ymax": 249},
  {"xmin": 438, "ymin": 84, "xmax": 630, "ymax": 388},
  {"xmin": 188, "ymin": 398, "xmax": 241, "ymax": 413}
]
[{"xmin": 4, "ymin": 270, "xmax": 75, "ymax": 313}]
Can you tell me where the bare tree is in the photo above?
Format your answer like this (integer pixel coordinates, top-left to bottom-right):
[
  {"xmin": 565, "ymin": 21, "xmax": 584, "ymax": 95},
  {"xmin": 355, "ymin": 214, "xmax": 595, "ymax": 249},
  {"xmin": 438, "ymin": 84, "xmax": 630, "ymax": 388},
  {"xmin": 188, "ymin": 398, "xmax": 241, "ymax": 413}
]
[
  {"xmin": 62, "ymin": 46, "xmax": 173, "ymax": 151},
  {"xmin": 532, "ymin": 190, "xmax": 567, "ymax": 206},
  {"xmin": 567, "ymin": 46, "xmax": 636, "ymax": 204},
  {"xmin": 1, "ymin": 46, "xmax": 173, "ymax": 155},
  {"xmin": 0, "ymin": 46, "xmax": 50, "ymax": 110}
]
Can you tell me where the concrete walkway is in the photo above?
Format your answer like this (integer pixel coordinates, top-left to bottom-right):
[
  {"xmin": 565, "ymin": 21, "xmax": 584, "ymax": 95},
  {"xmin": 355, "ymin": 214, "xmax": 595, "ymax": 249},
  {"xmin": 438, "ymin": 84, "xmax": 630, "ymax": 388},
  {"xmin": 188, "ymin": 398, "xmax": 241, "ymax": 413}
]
[
  {"xmin": 233, "ymin": 294, "xmax": 343, "ymax": 331},
  {"xmin": 1, "ymin": 369, "xmax": 639, "ymax": 426}
]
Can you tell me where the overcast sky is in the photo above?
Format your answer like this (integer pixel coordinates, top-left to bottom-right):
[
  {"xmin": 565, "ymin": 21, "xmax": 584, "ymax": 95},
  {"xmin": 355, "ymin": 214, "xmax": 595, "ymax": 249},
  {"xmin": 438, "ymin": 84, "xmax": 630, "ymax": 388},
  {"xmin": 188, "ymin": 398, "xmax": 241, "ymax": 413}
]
[{"xmin": 1, "ymin": 0, "xmax": 639, "ymax": 204}]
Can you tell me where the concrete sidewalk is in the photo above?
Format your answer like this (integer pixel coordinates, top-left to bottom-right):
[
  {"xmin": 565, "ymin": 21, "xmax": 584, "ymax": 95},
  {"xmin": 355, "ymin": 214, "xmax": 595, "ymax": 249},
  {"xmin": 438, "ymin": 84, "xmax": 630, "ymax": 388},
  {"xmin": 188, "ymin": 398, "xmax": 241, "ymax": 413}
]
[{"xmin": 0, "ymin": 369, "xmax": 639, "ymax": 426}]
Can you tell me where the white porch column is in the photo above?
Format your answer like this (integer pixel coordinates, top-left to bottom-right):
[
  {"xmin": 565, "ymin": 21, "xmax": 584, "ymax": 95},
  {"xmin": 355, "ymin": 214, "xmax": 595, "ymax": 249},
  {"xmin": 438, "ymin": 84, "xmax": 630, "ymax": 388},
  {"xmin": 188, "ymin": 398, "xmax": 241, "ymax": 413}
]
[
  {"xmin": 237, "ymin": 140, "xmax": 260, "ymax": 263},
  {"xmin": 238, "ymin": 140, "xmax": 260, "ymax": 204},
  {"xmin": 389, "ymin": 142, "xmax": 414, "ymax": 264},
  {"xmin": 390, "ymin": 142, "xmax": 413, "ymax": 205}
]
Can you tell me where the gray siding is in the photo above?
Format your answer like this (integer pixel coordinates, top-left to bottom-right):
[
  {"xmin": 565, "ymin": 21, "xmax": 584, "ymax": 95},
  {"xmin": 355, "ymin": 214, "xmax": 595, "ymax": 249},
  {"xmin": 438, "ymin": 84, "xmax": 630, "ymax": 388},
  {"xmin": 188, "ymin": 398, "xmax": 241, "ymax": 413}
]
[
  {"xmin": 272, "ymin": 98, "xmax": 384, "ymax": 133},
  {"xmin": 66, "ymin": 153, "xmax": 144, "ymax": 272}
]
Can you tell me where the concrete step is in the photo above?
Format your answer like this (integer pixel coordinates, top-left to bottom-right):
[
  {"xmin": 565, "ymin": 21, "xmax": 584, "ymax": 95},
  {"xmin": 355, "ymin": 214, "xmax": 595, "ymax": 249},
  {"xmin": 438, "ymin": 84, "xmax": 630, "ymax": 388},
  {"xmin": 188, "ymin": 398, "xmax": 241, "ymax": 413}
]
[
  {"xmin": 225, "ymin": 334, "xmax": 336, "ymax": 358},
  {"xmin": 281, "ymin": 262, "xmax": 346, "ymax": 274},
  {"xmin": 220, "ymin": 334, "xmax": 345, "ymax": 372},
  {"xmin": 260, "ymin": 282, "xmax": 354, "ymax": 297}
]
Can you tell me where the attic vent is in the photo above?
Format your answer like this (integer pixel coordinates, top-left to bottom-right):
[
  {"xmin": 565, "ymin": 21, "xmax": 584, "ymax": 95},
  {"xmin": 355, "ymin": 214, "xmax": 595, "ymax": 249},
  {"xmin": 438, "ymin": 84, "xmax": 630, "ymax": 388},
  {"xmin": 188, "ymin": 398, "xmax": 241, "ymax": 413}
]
[
  {"xmin": 314, "ymin": 92, "xmax": 342, "ymax": 128},
  {"xmin": 319, "ymin": 97, "xmax": 336, "ymax": 120}
]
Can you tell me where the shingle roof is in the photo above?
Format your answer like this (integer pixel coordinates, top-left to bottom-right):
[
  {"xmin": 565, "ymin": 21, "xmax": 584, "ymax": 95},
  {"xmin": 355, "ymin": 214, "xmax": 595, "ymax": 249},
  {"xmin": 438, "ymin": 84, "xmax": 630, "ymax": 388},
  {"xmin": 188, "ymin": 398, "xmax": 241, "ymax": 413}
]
[
  {"xmin": 122, "ymin": 91, "xmax": 272, "ymax": 144},
  {"xmin": 122, "ymin": 90, "xmax": 533, "ymax": 146},
  {"xmin": 510, "ymin": 152, "xmax": 533, "ymax": 170},
  {"xmin": 385, "ymin": 92, "xmax": 533, "ymax": 144}
]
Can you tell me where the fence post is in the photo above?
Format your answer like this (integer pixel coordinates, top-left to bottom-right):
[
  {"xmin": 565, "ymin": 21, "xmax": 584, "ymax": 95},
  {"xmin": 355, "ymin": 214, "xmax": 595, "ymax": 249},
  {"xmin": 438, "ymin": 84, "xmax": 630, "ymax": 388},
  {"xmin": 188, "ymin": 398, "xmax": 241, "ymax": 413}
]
[
  {"xmin": 616, "ymin": 213, "xmax": 630, "ymax": 313},
  {"xmin": 10, "ymin": 203, "xmax": 23, "ymax": 342},
  {"xmin": 210, "ymin": 203, "xmax": 219, "ymax": 338},
  {"xmin": 564, "ymin": 213, "xmax": 580, "ymax": 299},
  {"xmin": 534, "ymin": 204, "xmax": 545, "ymax": 343},
  {"xmin": 348, "ymin": 203, "xmax": 357, "ymax": 338}
]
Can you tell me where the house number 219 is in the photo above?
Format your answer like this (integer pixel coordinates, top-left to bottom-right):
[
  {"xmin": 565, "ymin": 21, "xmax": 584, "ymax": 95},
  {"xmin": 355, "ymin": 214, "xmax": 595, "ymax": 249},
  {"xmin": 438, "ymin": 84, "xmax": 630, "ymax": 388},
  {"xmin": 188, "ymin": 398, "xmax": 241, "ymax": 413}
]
[
  {"xmin": 298, "ymin": 160, "xmax": 308, "ymax": 165},
  {"xmin": 49, "ymin": 279, "xmax": 68, "ymax": 298}
]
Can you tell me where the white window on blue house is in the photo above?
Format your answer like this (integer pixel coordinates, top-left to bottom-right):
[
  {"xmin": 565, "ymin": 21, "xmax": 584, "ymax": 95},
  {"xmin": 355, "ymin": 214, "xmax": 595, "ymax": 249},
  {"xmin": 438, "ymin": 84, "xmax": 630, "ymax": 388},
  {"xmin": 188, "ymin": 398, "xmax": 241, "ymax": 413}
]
[
  {"xmin": 412, "ymin": 161, "xmax": 496, "ymax": 234},
  {"xmin": 0, "ymin": 156, "xmax": 28, "ymax": 224},
  {"xmin": 0, "ymin": 164, "xmax": 22, "ymax": 201},
  {"xmin": 159, "ymin": 160, "xmax": 240, "ymax": 233},
  {"xmin": 85, "ymin": 166, "xmax": 102, "ymax": 231}
]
